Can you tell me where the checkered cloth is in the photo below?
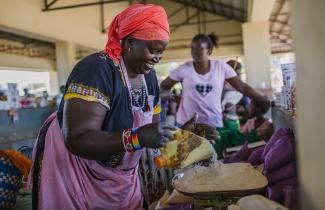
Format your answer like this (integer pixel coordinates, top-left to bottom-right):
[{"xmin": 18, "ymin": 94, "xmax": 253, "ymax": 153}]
[
  {"xmin": 0, "ymin": 156, "xmax": 22, "ymax": 210},
  {"xmin": 195, "ymin": 84, "xmax": 213, "ymax": 96}
]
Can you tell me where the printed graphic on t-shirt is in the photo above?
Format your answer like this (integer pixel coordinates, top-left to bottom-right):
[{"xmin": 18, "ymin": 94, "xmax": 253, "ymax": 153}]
[{"xmin": 195, "ymin": 84, "xmax": 213, "ymax": 96}]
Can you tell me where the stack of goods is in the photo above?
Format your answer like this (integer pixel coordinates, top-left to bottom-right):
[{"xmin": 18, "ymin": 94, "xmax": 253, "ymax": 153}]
[
  {"xmin": 154, "ymin": 129, "xmax": 214, "ymax": 169},
  {"xmin": 291, "ymin": 88, "xmax": 297, "ymax": 118},
  {"xmin": 222, "ymin": 128, "xmax": 298, "ymax": 209},
  {"xmin": 275, "ymin": 63, "xmax": 296, "ymax": 117},
  {"xmin": 262, "ymin": 129, "xmax": 298, "ymax": 209},
  {"xmin": 6, "ymin": 83, "xmax": 21, "ymax": 109}
]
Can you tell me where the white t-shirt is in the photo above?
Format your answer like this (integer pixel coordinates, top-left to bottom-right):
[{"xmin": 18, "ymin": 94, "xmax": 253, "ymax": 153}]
[{"xmin": 169, "ymin": 60, "xmax": 237, "ymax": 127}]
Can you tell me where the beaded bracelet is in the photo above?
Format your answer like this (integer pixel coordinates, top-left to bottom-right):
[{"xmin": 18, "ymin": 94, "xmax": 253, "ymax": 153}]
[
  {"xmin": 122, "ymin": 129, "xmax": 134, "ymax": 152},
  {"xmin": 131, "ymin": 128, "xmax": 141, "ymax": 150},
  {"xmin": 122, "ymin": 128, "xmax": 142, "ymax": 152}
]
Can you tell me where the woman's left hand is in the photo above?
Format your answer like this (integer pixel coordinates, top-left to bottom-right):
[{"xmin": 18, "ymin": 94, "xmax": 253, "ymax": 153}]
[{"xmin": 138, "ymin": 123, "xmax": 175, "ymax": 148}]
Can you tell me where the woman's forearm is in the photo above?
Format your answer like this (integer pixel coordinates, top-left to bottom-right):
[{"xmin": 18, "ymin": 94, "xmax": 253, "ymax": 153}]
[
  {"xmin": 226, "ymin": 77, "xmax": 270, "ymax": 106},
  {"xmin": 160, "ymin": 87, "xmax": 171, "ymax": 101},
  {"xmin": 64, "ymin": 130, "xmax": 125, "ymax": 160},
  {"xmin": 242, "ymin": 84, "xmax": 269, "ymax": 106},
  {"xmin": 160, "ymin": 77, "xmax": 178, "ymax": 101}
]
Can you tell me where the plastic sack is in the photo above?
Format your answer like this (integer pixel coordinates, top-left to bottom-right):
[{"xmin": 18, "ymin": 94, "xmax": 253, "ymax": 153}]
[
  {"xmin": 247, "ymin": 147, "xmax": 264, "ymax": 166},
  {"xmin": 283, "ymin": 185, "xmax": 299, "ymax": 210},
  {"xmin": 223, "ymin": 142, "xmax": 251, "ymax": 163},
  {"xmin": 263, "ymin": 162, "xmax": 296, "ymax": 185},
  {"xmin": 223, "ymin": 156, "xmax": 243, "ymax": 164},
  {"xmin": 266, "ymin": 177, "xmax": 297, "ymax": 203},
  {"xmin": 264, "ymin": 136, "xmax": 295, "ymax": 170},
  {"xmin": 261, "ymin": 128, "xmax": 287, "ymax": 161}
]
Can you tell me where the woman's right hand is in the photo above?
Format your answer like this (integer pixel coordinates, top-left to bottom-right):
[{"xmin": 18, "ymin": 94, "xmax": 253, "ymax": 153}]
[{"xmin": 138, "ymin": 123, "xmax": 175, "ymax": 148}]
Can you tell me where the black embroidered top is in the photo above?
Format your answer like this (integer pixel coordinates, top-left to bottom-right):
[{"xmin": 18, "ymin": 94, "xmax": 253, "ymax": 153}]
[{"xmin": 57, "ymin": 52, "xmax": 161, "ymax": 167}]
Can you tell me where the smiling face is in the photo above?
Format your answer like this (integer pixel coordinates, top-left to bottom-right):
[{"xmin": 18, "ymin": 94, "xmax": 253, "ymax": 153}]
[
  {"xmin": 191, "ymin": 40, "xmax": 211, "ymax": 63},
  {"xmin": 123, "ymin": 37, "xmax": 169, "ymax": 75}
]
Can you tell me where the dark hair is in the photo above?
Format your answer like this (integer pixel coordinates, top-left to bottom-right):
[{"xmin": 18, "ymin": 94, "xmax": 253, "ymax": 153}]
[
  {"xmin": 192, "ymin": 33, "xmax": 219, "ymax": 50},
  {"xmin": 252, "ymin": 100, "xmax": 269, "ymax": 114},
  {"xmin": 227, "ymin": 60, "xmax": 242, "ymax": 71}
]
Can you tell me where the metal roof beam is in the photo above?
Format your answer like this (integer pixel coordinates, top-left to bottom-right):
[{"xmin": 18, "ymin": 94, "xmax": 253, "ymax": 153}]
[
  {"xmin": 214, "ymin": 1, "xmax": 246, "ymax": 14},
  {"xmin": 44, "ymin": 0, "xmax": 58, "ymax": 10},
  {"xmin": 170, "ymin": 18, "xmax": 231, "ymax": 28},
  {"xmin": 169, "ymin": 0, "xmax": 245, "ymax": 16},
  {"xmin": 167, "ymin": 41, "xmax": 242, "ymax": 50},
  {"xmin": 270, "ymin": 0, "xmax": 287, "ymax": 28},
  {"xmin": 270, "ymin": 19, "xmax": 290, "ymax": 27},
  {"xmin": 168, "ymin": 6, "xmax": 185, "ymax": 19},
  {"xmin": 169, "ymin": 33, "xmax": 242, "ymax": 42},
  {"xmin": 43, "ymin": 0, "xmax": 127, "ymax": 12},
  {"xmin": 171, "ymin": 11, "xmax": 200, "ymax": 33}
]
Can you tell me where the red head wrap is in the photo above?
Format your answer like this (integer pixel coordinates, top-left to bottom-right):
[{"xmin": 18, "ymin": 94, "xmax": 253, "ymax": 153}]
[{"xmin": 104, "ymin": 4, "xmax": 170, "ymax": 62}]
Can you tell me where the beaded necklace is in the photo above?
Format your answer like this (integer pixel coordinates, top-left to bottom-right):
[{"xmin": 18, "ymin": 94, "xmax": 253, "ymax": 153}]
[
  {"xmin": 119, "ymin": 57, "xmax": 149, "ymax": 111},
  {"xmin": 130, "ymin": 81, "xmax": 147, "ymax": 109}
]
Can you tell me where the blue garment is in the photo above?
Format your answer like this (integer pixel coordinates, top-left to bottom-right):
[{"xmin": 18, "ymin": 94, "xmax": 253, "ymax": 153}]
[{"xmin": 160, "ymin": 100, "xmax": 168, "ymax": 122}]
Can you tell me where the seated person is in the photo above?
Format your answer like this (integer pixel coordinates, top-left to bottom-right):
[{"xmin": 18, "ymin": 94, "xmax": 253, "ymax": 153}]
[
  {"xmin": 241, "ymin": 100, "xmax": 273, "ymax": 141},
  {"xmin": 236, "ymin": 98, "xmax": 250, "ymax": 130},
  {"xmin": 221, "ymin": 60, "xmax": 243, "ymax": 108},
  {"xmin": 222, "ymin": 102, "xmax": 240, "ymax": 131}
]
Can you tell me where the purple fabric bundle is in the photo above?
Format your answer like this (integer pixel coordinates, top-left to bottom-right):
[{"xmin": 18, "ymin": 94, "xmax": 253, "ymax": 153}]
[
  {"xmin": 223, "ymin": 156, "xmax": 242, "ymax": 164},
  {"xmin": 266, "ymin": 177, "xmax": 297, "ymax": 203},
  {"xmin": 259, "ymin": 128, "xmax": 298, "ymax": 208},
  {"xmin": 247, "ymin": 147, "xmax": 264, "ymax": 166},
  {"xmin": 263, "ymin": 162, "xmax": 296, "ymax": 185},
  {"xmin": 284, "ymin": 185, "xmax": 299, "ymax": 210},
  {"xmin": 264, "ymin": 136, "xmax": 295, "ymax": 170},
  {"xmin": 261, "ymin": 128, "xmax": 287, "ymax": 161},
  {"xmin": 223, "ymin": 142, "xmax": 251, "ymax": 163}
]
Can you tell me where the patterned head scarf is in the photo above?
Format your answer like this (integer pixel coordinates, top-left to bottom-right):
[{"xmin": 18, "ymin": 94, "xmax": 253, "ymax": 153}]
[{"xmin": 104, "ymin": 4, "xmax": 170, "ymax": 62}]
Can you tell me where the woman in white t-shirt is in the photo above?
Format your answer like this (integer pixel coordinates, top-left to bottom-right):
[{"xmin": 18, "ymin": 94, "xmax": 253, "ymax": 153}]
[{"xmin": 160, "ymin": 33, "xmax": 270, "ymax": 128}]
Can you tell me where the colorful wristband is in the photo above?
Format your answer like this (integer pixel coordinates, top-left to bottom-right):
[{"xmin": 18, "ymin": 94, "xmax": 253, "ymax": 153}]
[
  {"xmin": 131, "ymin": 128, "xmax": 141, "ymax": 150},
  {"xmin": 122, "ymin": 128, "xmax": 142, "ymax": 152}
]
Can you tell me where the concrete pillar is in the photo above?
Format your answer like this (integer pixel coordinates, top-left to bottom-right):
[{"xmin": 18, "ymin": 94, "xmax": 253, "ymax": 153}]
[
  {"xmin": 242, "ymin": 21, "xmax": 272, "ymax": 89},
  {"xmin": 48, "ymin": 70, "xmax": 59, "ymax": 95},
  {"xmin": 291, "ymin": 1, "xmax": 325, "ymax": 209},
  {"xmin": 55, "ymin": 42, "xmax": 76, "ymax": 86}
]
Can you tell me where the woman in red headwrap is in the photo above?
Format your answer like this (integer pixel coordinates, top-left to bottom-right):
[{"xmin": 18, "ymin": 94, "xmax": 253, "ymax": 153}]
[{"xmin": 28, "ymin": 4, "xmax": 171, "ymax": 210}]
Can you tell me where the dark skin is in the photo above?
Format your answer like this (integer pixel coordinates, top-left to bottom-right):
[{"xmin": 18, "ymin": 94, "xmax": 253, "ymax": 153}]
[
  {"xmin": 63, "ymin": 37, "xmax": 172, "ymax": 161},
  {"xmin": 249, "ymin": 102, "xmax": 267, "ymax": 129},
  {"xmin": 160, "ymin": 40, "xmax": 270, "ymax": 109}
]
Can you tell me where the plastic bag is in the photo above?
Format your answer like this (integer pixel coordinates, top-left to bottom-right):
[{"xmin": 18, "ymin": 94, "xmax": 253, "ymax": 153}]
[
  {"xmin": 263, "ymin": 162, "xmax": 296, "ymax": 185},
  {"xmin": 264, "ymin": 136, "xmax": 295, "ymax": 170},
  {"xmin": 223, "ymin": 142, "xmax": 251, "ymax": 163},
  {"xmin": 261, "ymin": 128, "xmax": 287, "ymax": 161},
  {"xmin": 266, "ymin": 177, "xmax": 297, "ymax": 203},
  {"xmin": 247, "ymin": 147, "xmax": 264, "ymax": 166}
]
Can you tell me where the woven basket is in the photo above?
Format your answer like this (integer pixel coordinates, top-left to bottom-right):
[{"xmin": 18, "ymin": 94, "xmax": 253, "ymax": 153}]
[{"xmin": 0, "ymin": 156, "xmax": 22, "ymax": 210}]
